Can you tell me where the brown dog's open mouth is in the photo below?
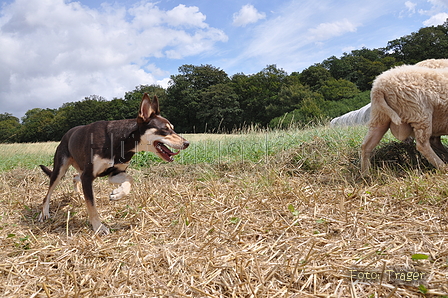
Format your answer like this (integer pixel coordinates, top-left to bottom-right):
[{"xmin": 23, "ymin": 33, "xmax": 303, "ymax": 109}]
[{"xmin": 155, "ymin": 141, "xmax": 181, "ymax": 162}]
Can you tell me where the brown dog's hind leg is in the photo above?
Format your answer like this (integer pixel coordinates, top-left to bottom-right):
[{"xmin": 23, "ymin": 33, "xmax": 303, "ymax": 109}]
[{"xmin": 39, "ymin": 157, "xmax": 71, "ymax": 221}]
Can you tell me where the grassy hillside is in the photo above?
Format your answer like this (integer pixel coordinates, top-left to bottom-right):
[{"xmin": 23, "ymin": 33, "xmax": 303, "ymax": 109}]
[{"xmin": 0, "ymin": 126, "xmax": 447, "ymax": 297}]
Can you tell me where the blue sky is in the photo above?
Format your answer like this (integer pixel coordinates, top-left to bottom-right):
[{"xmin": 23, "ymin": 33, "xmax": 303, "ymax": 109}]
[{"xmin": 1, "ymin": 0, "xmax": 448, "ymax": 118}]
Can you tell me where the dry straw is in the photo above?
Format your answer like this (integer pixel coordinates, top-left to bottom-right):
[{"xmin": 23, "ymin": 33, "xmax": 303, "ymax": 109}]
[{"xmin": 0, "ymin": 139, "xmax": 447, "ymax": 297}]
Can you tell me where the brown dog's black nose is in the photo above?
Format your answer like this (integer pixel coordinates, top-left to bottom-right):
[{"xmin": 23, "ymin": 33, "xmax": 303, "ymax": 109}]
[{"xmin": 183, "ymin": 141, "xmax": 190, "ymax": 149}]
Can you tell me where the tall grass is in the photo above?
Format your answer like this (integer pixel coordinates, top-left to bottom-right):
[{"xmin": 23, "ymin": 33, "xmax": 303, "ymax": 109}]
[
  {"xmin": 0, "ymin": 125, "xmax": 402, "ymax": 172},
  {"xmin": 131, "ymin": 125, "xmax": 395, "ymax": 168},
  {"xmin": 0, "ymin": 125, "xmax": 372, "ymax": 170},
  {"xmin": 0, "ymin": 142, "xmax": 58, "ymax": 171}
]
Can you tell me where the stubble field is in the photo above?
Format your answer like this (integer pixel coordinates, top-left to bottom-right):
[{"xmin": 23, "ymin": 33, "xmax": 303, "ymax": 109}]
[{"xmin": 0, "ymin": 125, "xmax": 447, "ymax": 297}]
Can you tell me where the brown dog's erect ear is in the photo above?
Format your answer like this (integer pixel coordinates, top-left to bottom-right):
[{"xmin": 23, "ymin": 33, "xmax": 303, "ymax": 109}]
[
  {"xmin": 151, "ymin": 95, "xmax": 160, "ymax": 115},
  {"xmin": 138, "ymin": 93, "xmax": 160, "ymax": 122}
]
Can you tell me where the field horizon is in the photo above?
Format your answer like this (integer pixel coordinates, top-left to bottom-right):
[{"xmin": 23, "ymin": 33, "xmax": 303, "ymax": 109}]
[{"xmin": 0, "ymin": 125, "xmax": 447, "ymax": 297}]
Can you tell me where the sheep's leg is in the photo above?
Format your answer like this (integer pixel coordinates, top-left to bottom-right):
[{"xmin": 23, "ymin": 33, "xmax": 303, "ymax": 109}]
[
  {"xmin": 430, "ymin": 136, "xmax": 448, "ymax": 162},
  {"xmin": 361, "ymin": 123, "xmax": 390, "ymax": 176},
  {"xmin": 414, "ymin": 130, "xmax": 446, "ymax": 170}
]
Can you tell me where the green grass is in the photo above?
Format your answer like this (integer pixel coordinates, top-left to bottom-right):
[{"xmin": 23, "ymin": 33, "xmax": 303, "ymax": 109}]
[
  {"xmin": 133, "ymin": 125, "xmax": 404, "ymax": 169},
  {"xmin": 133, "ymin": 125, "xmax": 371, "ymax": 167},
  {"xmin": 0, "ymin": 125, "xmax": 396, "ymax": 171},
  {"xmin": 0, "ymin": 142, "xmax": 58, "ymax": 171}
]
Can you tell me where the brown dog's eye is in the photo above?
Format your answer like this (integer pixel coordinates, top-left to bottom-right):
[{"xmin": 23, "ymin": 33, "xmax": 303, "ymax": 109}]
[{"xmin": 157, "ymin": 128, "xmax": 170, "ymax": 136}]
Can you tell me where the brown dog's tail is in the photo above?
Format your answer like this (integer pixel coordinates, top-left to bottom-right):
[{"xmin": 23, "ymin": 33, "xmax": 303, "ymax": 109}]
[{"xmin": 39, "ymin": 165, "xmax": 53, "ymax": 177}]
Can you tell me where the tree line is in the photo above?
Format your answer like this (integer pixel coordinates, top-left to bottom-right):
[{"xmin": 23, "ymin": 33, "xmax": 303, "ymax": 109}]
[{"xmin": 2, "ymin": 21, "xmax": 448, "ymax": 142}]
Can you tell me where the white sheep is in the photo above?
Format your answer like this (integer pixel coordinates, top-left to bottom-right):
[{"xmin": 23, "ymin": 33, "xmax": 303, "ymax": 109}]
[
  {"xmin": 415, "ymin": 58, "xmax": 448, "ymax": 68},
  {"xmin": 413, "ymin": 59, "xmax": 448, "ymax": 160},
  {"xmin": 331, "ymin": 59, "xmax": 448, "ymax": 128},
  {"xmin": 361, "ymin": 64, "xmax": 448, "ymax": 175}
]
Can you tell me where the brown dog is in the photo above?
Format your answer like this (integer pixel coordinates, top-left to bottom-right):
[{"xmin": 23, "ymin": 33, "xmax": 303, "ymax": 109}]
[{"xmin": 39, "ymin": 93, "xmax": 189, "ymax": 235}]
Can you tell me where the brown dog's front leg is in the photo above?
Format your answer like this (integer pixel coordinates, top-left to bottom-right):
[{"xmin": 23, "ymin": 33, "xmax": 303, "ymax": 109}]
[
  {"xmin": 109, "ymin": 172, "xmax": 133, "ymax": 201},
  {"xmin": 81, "ymin": 173, "xmax": 110, "ymax": 235}
]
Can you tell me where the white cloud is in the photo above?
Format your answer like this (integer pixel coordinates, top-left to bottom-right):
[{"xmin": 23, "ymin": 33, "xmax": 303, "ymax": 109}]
[
  {"xmin": 232, "ymin": 4, "xmax": 266, "ymax": 27},
  {"xmin": 417, "ymin": 0, "xmax": 448, "ymax": 25},
  {"xmin": 405, "ymin": 1, "xmax": 417, "ymax": 14},
  {"xmin": 427, "ymin": 0, "xmax": 448, "ymax": 7},
  {"xmin": 165, "ymin": 4, "xmax": 207, "ymax": 28},
  {"xmin": 308, "ymin": 19, "xmax": 358, "ymax": 41},
  {"xmin": 157, "ymin": 77, "xmax": 172, "ymax": 89},
  {"xmin": 0, "ymin": 0, "xmax": 227, "ymax": 117},
  {"xmin": 423, "ymin": 12, "xmax": 448, "ymax": 25}
]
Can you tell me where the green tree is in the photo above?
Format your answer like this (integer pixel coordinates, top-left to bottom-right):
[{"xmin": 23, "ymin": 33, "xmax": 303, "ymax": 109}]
[
  {"xmin": 322, "ymin": 48, "xmax": 396, "ymax": 91},
  {"xmin": 266, "ymin": 80, "xmax": 319, "ymax": 119},
  {"xmin": 196, "ymin": 84, "xmax": 242, "ymax": 132},
  {"xmin": 319, "ymin": 78, "xmax": 359, "ymax": 101},
  {"xmin": 299, "ymin": 65, "xmax": 332, "ymax": 91},
  {"xmin": 355, "ymin": 59, "xmax": 389, "ymax": 91},
  {"xmin": 0, "ymin": 113, "xmax": 21, "ymax": 143},
  {"xmin": 63, "ymin": 95, "xmax": 109, "ymax": 128},
  {"xmin": 48, "ymin": 107, "xmax": 71, "ymax": 141},
  {"xmin": 323, "ymin": 91, "xmax": 371, "ymax": 119},
  {"xmin": 166, "ymin": 64, "xmax": 230, "ymax": 132},
  {"xmin": 386, "ymin": 21, "xmax": 448, "ymax": 63},
  {"xmin": 322, "ymin": 55, "xmax": 354, "ymax": 81},
  {"xmin": 19, "ymin": 108, "xmax": 56, "ymax": 142},
  {"xmin": 269, "ymin": 95, "xmax": 325, "ymax": 129},
  {"xmin": 232, "ymin": 65, "xmax": 288, "ymax": 126}
]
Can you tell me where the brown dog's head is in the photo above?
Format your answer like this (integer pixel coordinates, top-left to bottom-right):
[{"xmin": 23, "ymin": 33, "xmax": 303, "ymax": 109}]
[{"xmin": 136, "ymin": 93, "xmax": 189, "ymax": 162}]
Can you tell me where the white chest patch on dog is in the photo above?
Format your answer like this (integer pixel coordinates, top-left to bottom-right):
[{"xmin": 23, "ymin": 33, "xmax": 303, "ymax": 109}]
[{"xmin": 92, "ymin": 155, "xmax": 114, "ymax": 177}]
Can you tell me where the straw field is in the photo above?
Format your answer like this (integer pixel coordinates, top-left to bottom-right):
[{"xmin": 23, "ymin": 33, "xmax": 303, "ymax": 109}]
[{"xmin": 0, "ymin": 126, "xmax": 447, "ymax": 297}]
